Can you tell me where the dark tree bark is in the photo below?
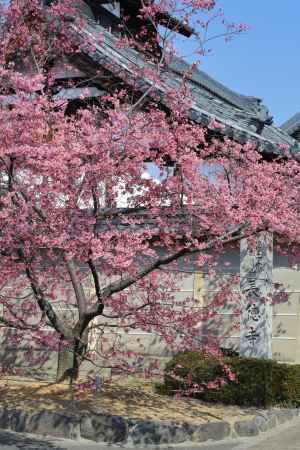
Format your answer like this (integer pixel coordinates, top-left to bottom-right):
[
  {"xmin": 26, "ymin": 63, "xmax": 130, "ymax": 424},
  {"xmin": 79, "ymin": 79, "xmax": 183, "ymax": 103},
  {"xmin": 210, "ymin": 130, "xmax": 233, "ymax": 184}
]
[
  {"xmin": 56, "ymin": 329, "xmax": 89, "ymax": 383},
  {"xmin": 56, "ymin": 336, "xmax": 75, "ymax": 382}
]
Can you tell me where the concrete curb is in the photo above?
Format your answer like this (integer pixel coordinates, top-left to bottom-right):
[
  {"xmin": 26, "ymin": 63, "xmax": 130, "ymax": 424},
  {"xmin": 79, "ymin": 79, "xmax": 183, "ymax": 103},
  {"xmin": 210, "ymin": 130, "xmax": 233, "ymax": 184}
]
[{"xmin": 0, "ymin": 406, "xmax": 299, "ymax": 446}]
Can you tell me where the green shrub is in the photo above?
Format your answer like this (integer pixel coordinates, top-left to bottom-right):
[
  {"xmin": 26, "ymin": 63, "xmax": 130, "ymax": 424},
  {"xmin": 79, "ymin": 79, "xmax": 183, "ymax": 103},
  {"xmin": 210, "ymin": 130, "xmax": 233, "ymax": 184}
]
[{"xmin": 157, "ymin": 351, "xmax": 300, "ymax": 408}]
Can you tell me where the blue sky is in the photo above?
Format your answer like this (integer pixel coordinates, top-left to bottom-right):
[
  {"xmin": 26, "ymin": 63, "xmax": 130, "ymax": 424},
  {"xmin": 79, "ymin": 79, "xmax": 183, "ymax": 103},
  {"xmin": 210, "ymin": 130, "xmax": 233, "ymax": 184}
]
[{"xmin": 176, "ymin": 1, "xmax": 300, "ymax": 126}]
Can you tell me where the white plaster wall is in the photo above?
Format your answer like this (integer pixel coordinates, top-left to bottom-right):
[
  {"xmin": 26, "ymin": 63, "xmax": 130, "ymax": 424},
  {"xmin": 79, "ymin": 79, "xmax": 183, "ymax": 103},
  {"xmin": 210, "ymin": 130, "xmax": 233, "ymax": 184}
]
[
  {"xmin": 124, "ymin": 246, "xmax": 300, "ymax": 364},
  {"xmin": 198, "ymin": 248, "xmax": 300, "ymax": 363},
  {"xmin": 1, "ymin": 246, "xmax": 300, "ymax": 376}
]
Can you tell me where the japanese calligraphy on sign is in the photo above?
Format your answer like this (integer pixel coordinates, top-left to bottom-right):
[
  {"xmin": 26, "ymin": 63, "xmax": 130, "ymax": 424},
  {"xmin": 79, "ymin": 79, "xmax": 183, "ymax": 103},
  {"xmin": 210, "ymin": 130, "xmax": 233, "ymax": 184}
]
[
  {"xmin": 246, "ymin": 303, "xmax": 261, "ymax": 322},
  {"xmin": 240, "ymin": 232, "xmax": 273, "ymax": 359}
]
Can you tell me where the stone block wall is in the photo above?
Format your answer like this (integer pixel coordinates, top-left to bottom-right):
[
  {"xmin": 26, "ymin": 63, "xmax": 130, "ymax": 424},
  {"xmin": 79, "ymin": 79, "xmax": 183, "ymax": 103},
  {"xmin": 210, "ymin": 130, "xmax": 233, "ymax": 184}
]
[{"xmin": 0, "ymin": 247, "xmax": 300, "ymax": 380}]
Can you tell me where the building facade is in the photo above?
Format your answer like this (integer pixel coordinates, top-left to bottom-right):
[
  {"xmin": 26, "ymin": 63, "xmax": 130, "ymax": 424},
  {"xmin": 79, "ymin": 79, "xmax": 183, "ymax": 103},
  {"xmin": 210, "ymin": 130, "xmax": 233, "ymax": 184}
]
[{"xmin": 0, "ymin": 1, "xmax": 300, "ymax": 378}]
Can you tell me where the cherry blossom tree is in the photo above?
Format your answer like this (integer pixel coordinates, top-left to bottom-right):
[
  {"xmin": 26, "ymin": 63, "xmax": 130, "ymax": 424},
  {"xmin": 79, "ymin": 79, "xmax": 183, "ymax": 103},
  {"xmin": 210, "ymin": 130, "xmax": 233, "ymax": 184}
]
[{"xmin": 0, "ymin": 0, "xmax": 299, "ymax": 384}]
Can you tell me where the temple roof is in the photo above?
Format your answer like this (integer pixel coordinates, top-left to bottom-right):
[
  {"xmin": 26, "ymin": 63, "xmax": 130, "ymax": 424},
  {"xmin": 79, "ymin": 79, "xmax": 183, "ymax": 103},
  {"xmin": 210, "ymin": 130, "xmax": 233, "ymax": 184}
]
[
  {"xmin": 84, "ymin": 0, "xmax": 193, "ymax": 36},
  {"xmin": 68, "ymin": 18, "xmax": 299, "ymax": 154},
  {"xmin": 169, "ymin": 57, "xmax": 271, "ymax": 120},
  {"xmin": 281, "ymin": 112, "xmax": 300, "ymax": 137}
]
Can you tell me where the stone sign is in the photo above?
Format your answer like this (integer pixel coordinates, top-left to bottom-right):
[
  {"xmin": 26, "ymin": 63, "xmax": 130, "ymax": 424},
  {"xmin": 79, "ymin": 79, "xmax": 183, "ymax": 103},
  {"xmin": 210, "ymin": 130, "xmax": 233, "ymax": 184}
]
[{"xmin": 240, "ymin": 232, "xmax": 273, "ymax": 358}]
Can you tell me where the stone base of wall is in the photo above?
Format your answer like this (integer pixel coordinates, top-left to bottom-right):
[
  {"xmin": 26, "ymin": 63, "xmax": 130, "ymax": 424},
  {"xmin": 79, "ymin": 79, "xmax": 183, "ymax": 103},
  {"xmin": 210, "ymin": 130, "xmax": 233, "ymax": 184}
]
[{"xmin": 0, "ymin": 406, "xmax": 299, "ymax": 446}]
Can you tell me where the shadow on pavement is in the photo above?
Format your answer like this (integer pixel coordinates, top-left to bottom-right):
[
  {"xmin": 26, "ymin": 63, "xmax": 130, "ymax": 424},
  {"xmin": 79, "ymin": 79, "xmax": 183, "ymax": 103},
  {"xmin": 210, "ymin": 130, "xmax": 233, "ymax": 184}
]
[{"xmin": 0, "ymin": 429, "xmax": 64, "ymax": 450}]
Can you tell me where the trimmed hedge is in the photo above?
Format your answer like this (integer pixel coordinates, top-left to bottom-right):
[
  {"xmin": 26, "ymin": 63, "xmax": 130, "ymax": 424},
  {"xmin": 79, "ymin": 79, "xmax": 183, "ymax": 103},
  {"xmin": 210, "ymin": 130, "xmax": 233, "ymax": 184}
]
[{"xmin": 156, "ymin": 351, "xmax": 300, "ymax": 408}]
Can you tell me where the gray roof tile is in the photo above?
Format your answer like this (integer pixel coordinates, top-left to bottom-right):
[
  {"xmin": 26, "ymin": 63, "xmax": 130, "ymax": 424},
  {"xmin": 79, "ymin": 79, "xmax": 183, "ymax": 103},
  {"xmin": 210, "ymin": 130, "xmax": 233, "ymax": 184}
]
[
  {"xmin": 70, "ymin": 21, "xmax": 299, "ymax": 153},
  {"xmin": 281, "ymin": 112, "xmax": 300, "ymax": 135},
  {"xmin": 168, "ymin": 57, "xmax": 271, "ymax": 121}
]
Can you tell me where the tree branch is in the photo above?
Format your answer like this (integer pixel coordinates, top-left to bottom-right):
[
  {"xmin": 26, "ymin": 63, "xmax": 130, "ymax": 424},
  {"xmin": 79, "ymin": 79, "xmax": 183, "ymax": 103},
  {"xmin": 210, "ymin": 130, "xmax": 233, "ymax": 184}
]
[
  {"xmin": 87, "ymin": 259, "xmax": 104, "ymax": 313},
  {"xmin": 65, "ymin": 257, "xmax": 87, "ymax": 319},
  {"xmin": 18, "ymin": 249, "xmax": 72, "ymax": 339},
  {"xmin": 87, "ymin": 226, "xmax": 246, "ymax": 318}
]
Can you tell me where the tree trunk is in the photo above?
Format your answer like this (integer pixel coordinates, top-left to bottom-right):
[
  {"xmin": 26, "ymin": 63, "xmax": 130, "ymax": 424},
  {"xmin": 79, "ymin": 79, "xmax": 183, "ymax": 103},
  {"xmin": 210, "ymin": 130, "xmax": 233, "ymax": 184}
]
[
  {"xmin": 56, "ymin": 331, "xmax": 89, "ymax": 383},
  {"xmin": 56, "ymin": 336, "xmax": 75, "ymax": 383}
]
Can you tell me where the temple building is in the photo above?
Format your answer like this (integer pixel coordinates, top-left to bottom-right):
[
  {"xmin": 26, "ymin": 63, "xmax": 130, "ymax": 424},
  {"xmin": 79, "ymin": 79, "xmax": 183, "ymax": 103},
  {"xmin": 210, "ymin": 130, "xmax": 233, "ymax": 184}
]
[
  {"xmin": 1, "ymin": 0, "xmax": 300, "ymax": 377},
  {"xmin": 49, "ymin": 0, "xmax": 298, "ymax": 153},
  {"xmin": 65, "ymin": 0, "xmax": 300, "ymax": 365},
  {"xmin": 281, "ymin": 112, "xmax": 300, "ymax": 142}
]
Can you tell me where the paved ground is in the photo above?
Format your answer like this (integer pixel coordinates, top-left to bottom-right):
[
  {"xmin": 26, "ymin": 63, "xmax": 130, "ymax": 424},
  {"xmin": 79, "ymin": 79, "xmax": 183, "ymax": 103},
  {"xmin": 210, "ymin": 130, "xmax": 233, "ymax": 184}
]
[{"xmin": 1, "ymin": 416, "xmax": 300, "ymax": 450}]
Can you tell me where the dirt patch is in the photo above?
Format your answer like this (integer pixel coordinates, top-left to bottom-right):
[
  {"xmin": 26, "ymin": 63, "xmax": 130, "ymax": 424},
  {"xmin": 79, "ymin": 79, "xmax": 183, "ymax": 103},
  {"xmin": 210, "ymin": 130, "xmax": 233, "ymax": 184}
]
[{"xmin": 0, "ymin": 375, "xmax": 256, "ymax": 425}]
